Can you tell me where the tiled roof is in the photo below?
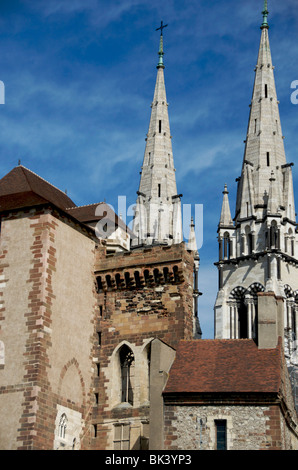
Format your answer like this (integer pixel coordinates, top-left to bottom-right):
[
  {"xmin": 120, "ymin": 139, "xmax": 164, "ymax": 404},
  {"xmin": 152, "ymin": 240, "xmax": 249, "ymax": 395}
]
[
  {"xmin": 0, "ymin": 166, "xmax": 133, "ymax": 236},
  {"xmin": 0, "ymin": 166, "xmax": 76, "ymax": 212},
  {"xmin": 163, "ymin": 339, "xmax": 281, "ymax": 395},
  {"xmin": 66, "ymin": 203, "xmax": 134, "ymax": 236}
]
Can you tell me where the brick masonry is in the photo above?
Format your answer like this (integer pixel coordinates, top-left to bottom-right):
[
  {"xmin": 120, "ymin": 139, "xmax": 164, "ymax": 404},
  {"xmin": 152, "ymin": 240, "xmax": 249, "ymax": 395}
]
[
  {"xmin": 86, "ymin": 242, "xmax": 195, "ymax": 450},
  {"xmin": 163, "ymin": 340, "xmax": 298, "ymax": 450},
  {"xmin": 0, "ymin": 206, "xmax": 98, "ymax": 449},
  {"xmin": 0, "ymin": 206, "xmax": 196, "ymax": 450}
]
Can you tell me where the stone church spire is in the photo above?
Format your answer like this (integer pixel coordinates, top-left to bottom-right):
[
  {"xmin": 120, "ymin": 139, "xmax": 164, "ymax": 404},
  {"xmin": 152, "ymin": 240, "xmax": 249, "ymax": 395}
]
[
  {"xmin": 132, "ymin": 23, "xmax": 182, "ymax": 247},
  {"xmin": 219, "ymin": 185, "xmax": 234, "ymax": 229},
  {"xmin": 235, "ymin": 2, "xmax": 288, "ymax": 221},
  {"xmin": 214, "ymin": 3, "xmax": 298, "ymax": 357}
]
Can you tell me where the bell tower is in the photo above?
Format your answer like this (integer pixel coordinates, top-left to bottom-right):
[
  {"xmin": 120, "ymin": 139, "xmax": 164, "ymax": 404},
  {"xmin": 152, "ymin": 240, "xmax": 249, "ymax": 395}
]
[{"xmin": 214, "ymin": 2, "xmax": 298, "ymax": 361}]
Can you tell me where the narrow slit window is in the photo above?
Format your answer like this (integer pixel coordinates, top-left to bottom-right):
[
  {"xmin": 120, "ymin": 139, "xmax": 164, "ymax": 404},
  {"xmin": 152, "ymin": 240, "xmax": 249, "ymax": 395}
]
[
  {"xmin": 158, "ymin": 184, "xmax": 161, "ymax": 197},
  {"xmin": 254, "ymin": 119, "xmax": 257, "ymax": 134},
  {"xmin": 159, "ymin": 120, "xmax": 162, "ymax": 133},
  {"xmin": 267, "ymin": 152, "xmax": 270, "ymax": 167},
  {"xmin": 265, "ymin": 84, "xmax": 268, "ymax": 98},
  {"xmin": 215, "ymin": 420, "xmax": 227, "ymax": 450},
  {"xmin": 97, "ymin": 331, "xmax": 102, "ymax": 346}
]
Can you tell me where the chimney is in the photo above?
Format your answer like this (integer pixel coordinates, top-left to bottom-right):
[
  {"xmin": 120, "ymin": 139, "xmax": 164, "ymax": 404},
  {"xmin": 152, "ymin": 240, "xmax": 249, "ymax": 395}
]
[{"xmin": 257, "ymin": 292, "xmax": 284, "ymax": 349}]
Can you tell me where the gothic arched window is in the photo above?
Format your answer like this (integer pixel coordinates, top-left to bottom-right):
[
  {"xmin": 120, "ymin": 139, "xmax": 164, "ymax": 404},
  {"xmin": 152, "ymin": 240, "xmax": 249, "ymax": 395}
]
[
  {"xmin": 245, "ymin": 226, "xmax": 253, "ymax": 255},
  {"xmin": 270, "ymin": 221, "xmax": 278, "ymax": 249},
  {"xmin": 119, "ymin": 345, "xmax": 135, "ymax": 405},
  {"xmin": 223, "ymin": 232, "xmax": 231, "ymax": 259},
  {"xmin": 229, "ymin": 287, "xmax": 247, "ymax": 339},
  {"xmin": 58, "ymin": 413, "xmax": 67, "ymax": 439}
]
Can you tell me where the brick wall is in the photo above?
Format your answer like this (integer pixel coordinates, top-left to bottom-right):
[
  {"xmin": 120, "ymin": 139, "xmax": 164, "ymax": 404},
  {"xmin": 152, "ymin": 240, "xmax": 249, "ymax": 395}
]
[
  {"xmin": 0, "ymin": 206, "xmax": 97, "ymax": 450},
  {"xmin": 88, "ymin": 242, "xmax": 195, "ymax": 450}
]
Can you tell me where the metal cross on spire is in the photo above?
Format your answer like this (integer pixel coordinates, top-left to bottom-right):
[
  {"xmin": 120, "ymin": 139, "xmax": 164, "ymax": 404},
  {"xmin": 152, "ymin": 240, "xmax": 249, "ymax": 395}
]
[
  {"xmin": 156, "ymin": 21, "xmax": 168, "ymax": 69},
  {"xmin": 156, "ymin": 21, "xmax": 168, "ymax": 36}
]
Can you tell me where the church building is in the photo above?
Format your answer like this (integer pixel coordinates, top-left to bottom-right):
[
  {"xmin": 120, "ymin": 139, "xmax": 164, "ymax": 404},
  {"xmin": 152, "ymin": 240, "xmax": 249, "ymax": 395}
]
[{"xmin": 0, "ymin": 1, "xmax": 297, "ymax": 451}]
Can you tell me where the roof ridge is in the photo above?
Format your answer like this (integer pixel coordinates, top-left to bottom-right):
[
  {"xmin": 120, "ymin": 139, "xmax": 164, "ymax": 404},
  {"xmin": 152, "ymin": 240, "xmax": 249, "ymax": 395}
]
[{"xmin": 18, "ymin": 165, "xmax": 75, "ymax": 203}]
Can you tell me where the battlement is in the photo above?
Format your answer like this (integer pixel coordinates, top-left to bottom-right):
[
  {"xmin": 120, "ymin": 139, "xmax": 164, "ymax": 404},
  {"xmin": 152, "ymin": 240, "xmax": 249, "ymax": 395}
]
[{"xmin": 94, "ymin": 242, "xmax": 194, "ymax": 292}]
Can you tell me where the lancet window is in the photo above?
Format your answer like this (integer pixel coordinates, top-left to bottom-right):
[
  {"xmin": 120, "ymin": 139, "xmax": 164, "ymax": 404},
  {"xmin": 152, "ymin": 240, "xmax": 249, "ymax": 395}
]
[
  {"xmin": 266, "ymin": 221, "xmax": 279, "ymax": 250},
  {"xmin": 58, "ymin": 413, "xmax": 67, "ymax": 439},
  {"xmin": 228, "ymin": 283, "xmax": 264, "ymax": 340},
  {"xmin": 285, "ymin": 228, "xmax": 295, "ymax": 257},
  {"xmin": 119, "ymin": 345, "xmax": 135, "ymax": 405},
  {"xmin": 284, "ymin": 285, "xmax": 298, "ymax": 343}
]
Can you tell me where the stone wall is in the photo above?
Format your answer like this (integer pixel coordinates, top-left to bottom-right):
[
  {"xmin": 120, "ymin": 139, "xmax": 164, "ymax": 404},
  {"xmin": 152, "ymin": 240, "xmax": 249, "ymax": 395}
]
[
  {"xmin": 0, "ymin": 207, "xmax": 97, "ymax": 450},
  {"xmin": 89, "ymin": 243, "xmax": 195, "ymax": 450},
  {"xmin": 163, "ymin": 403, "xmax": 286, "ymax": 450}
]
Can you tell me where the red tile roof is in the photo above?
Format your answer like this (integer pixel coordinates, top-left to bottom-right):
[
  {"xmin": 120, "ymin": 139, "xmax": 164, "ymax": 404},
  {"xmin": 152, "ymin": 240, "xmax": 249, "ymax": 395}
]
[
  {"xmin": 163, "ymin": 339, "xmax": 281, "ymax": 395},
  {"xmin": 0, "ymin": 166, "xmax": 76, "ymax": 212}
]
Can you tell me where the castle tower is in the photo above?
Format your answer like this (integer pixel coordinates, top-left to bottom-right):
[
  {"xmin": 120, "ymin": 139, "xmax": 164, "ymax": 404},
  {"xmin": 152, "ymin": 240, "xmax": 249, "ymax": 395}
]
[
  {"xmin": 214, "ymin": 2, "xmax": 298, "ymax": 358},
  {"xmin": 132, "ymin": 23, "xmax": 183, "ymax": 247}
]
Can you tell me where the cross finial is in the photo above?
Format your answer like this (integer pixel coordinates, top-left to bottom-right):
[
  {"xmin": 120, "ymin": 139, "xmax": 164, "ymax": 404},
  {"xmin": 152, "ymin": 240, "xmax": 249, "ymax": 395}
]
[
  {"xmin": 156, "ymin": 21, "xmax": 168, "ymax": 69},
  {"xmin": 156, "ymin": 20, "xmax": 168, "ymax": 36}
]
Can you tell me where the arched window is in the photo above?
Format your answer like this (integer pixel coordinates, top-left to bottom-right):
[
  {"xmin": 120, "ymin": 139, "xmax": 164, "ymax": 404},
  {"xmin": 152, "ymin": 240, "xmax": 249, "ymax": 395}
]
[
  {"xmin": 106, "ymin": 275, "xmax": 112, "ymax": 290},
  {"xmin": 245, "ymin": 226, "xmax": 252, "ymax": 255},
  {"xmin": 58, "ymin": 413, "xmax": 67, "ymax": 439},
  {"xmin": 153, "ymin": 268, "xmax": 160, "ymax": 284},
  {"xmin": 238, "ymin": 301, "xmax": 248, "ymax": 339},
  {"xmin": 223, "ymin": 232, "xmax": 231, "ymax": 259},
  {"xmin": 270, "ymin": 221, "xmax": 278, "ymax": 249},
  {"xmin": 144, "ymin": 270, "xmax": 150, "ymax": 287},
  {"xmin": 115, "ymin": 273, "xmax": 122, "ymax": 289},
  {"xmin": 229, "ymin": 287, "xmax": 248, "ymax": 339},
  {"xmin": 284, "ymin": 285, "xmax": 295, "ymax": 338},
  {"xmin": 119, "ymin": 345, "xmax": 135, "ymax": 405},
  {"xmin": 247, "ymin": 282, "xmax": 265, "ymax": 341},
  {"xmin": 134, "ymin": 271, "xmax": 141, "ymax": 288},
  {"xmin": 124, "ymin": 272, "xmax": 131, "ymax": 289},
  {"xmin": 163, "ymin": 267, "xmax": 169, "ymax": 283},
  {"xmin": 288, "ymin": 228, "xmax": 295, "ymax": 256},
  {"xmin": 96, "ymin": 276, "xmax": 103, "ymax": 292},
  {"xmin": 173, "ymin": 266, "xmax": 179, "ymax": 283}
]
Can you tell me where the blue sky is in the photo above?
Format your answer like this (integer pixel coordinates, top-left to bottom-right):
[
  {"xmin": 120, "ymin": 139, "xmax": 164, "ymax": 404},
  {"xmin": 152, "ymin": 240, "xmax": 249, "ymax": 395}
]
[{"xmin": 0, "ymin": 0, "xmax": 297, "ymax": 338}]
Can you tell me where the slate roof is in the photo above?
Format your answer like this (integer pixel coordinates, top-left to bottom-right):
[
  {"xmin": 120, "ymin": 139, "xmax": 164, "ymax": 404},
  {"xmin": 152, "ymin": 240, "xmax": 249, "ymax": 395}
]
[
  {"xmin": 0, "ymin": 165, "xmax": 76, "ymax": 212},
  {"xmin": 163, "ymin": 339, "xmax": 282, "ymax": 395}
]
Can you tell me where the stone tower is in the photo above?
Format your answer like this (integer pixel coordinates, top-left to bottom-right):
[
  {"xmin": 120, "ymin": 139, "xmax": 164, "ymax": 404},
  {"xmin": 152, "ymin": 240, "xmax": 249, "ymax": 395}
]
[
  {"xmin": 214, "ymin": 2, "xmax": 298, "ymax": 360},
  {"xmin": 132, "ymin": 24, "xmax": 183, "ymax": 247}
]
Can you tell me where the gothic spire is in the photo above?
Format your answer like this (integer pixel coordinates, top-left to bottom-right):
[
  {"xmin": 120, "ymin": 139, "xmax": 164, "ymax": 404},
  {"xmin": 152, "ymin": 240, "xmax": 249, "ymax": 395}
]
[
  {"xmin": 235, "ymin": 3, "xmax": 287, "ymax": 221},
  {"xmin": 219, "ymin": 185, "xmax": 234, "ymax": 228},
  {"xmin": 187, "ymin": 217, "xmax": 199, "ymax": 254},
  {"xmin": 214, "ymin": 2, "xmax": 298, "ymax": 347},
  {"xmin": 132, "ymin": 24, "xmax": 182, "ymax": 247}
]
